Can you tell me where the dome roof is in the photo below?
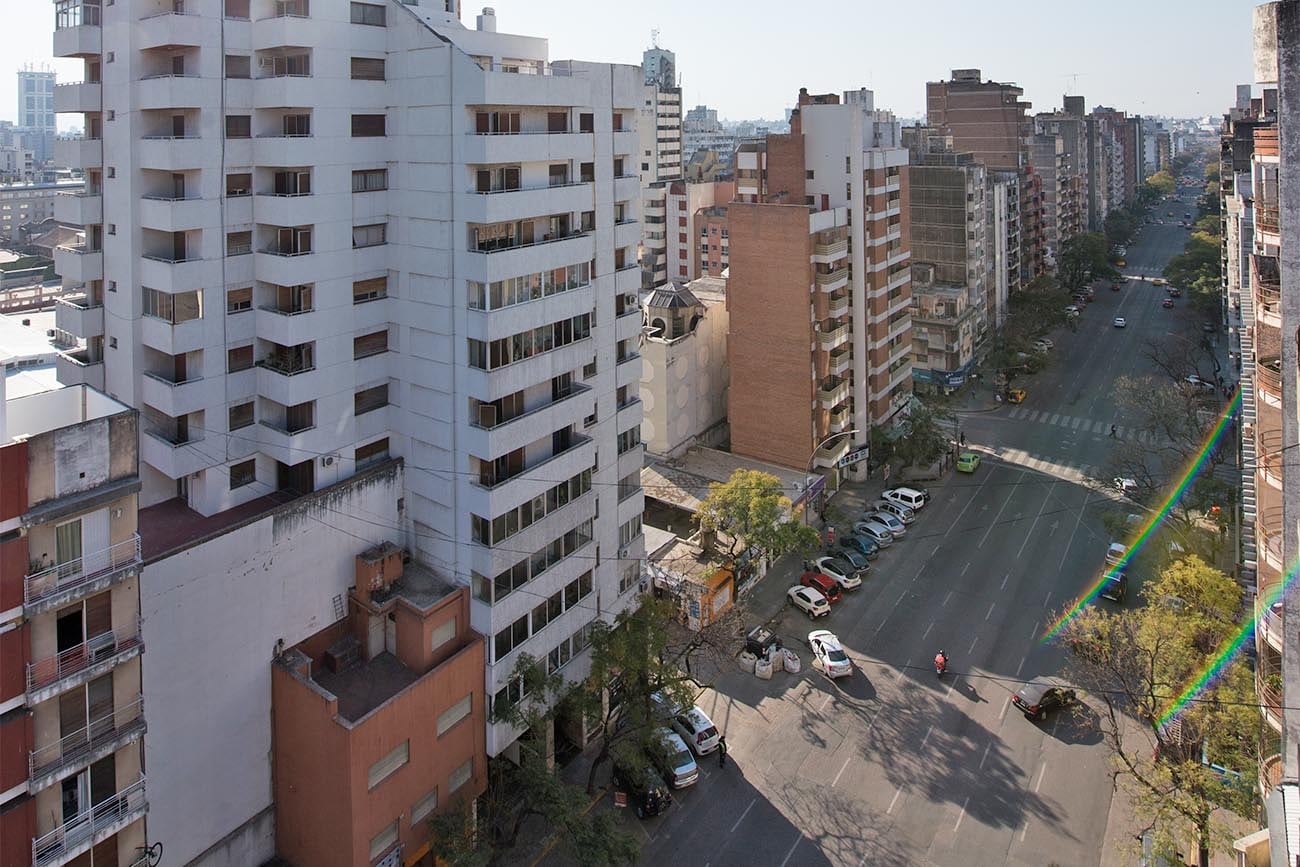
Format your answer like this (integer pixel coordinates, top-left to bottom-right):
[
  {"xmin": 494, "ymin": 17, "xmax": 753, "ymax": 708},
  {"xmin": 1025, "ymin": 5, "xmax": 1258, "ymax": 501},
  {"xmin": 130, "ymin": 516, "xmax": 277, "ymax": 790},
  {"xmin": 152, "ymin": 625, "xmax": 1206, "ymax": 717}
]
[{"xmin": 645, "ymin": 281, "xmax": 702, "ymax": 310}]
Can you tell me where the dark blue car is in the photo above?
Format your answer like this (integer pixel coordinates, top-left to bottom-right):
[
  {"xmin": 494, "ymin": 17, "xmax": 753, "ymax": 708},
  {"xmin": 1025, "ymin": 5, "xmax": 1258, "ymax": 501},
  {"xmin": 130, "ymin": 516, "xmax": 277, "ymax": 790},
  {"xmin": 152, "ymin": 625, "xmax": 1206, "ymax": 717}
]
[{"xmin": 840, "ymin": 534, "xmax": 880, "ymax": 559}]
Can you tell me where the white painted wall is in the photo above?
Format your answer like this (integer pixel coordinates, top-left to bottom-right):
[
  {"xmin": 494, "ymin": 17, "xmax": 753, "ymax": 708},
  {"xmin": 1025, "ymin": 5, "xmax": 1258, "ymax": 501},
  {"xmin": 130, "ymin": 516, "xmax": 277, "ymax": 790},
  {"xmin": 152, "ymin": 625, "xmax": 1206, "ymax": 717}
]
[{"xmin": 138, "ymin": 463, "xmax": 405, "ymax": 867}]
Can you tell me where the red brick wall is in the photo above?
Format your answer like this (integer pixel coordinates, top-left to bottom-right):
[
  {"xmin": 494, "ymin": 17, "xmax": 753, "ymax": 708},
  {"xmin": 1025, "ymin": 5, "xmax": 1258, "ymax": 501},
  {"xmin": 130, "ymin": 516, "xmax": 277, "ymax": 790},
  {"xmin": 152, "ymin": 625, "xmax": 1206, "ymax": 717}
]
[
  {"xmin": 0, "ymin": 793, "xmax": 34, "ymax": 867},
  {"xmin": 727, "ymin": 201, "xmax": 815, "ymax": 468},
  {"xmin": 0, "ymin": 533, "xmax": 28, "ymax": 616},
  {"xmin": 0, "ymin": 441, "xmax": 27, "ymax": 523},
  {"xmin": 764, "ymin": 133, "xmax": 807, "ymax": 206},
  {"xmin": 0, "ymin": 708, "xmax": 32, "ymax": 801},
  {"xmin": 0, "ymin": 624, "xmax": 28, "ymax": 707}
]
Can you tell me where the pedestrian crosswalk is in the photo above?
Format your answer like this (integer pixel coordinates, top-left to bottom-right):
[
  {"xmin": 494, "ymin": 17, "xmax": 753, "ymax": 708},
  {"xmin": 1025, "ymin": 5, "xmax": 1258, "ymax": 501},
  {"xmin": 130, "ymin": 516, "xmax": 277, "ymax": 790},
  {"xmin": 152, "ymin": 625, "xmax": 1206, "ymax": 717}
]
[
  {"xmin": 994, "ymin": 447, "xmax": 1104, "ymax": 486},
  {"xmin": 1003, "ymin": 406, "xmax": 1162, "ymax": 444}
]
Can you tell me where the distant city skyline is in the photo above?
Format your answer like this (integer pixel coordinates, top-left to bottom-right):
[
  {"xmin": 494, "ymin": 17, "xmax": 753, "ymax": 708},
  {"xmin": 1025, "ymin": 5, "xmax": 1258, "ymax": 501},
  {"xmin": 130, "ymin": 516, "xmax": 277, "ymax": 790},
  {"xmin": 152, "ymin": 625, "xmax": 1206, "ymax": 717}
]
[{"xmin": 3, "ymin": 1, "xmax": 1251, "ymax": 129}]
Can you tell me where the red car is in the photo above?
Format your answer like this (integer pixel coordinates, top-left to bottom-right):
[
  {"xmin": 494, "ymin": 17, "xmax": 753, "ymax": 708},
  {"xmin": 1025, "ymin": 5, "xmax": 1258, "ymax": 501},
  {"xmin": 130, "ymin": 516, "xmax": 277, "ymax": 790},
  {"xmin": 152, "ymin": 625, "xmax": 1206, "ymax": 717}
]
[
  {"xmin": 799, "ymin": 572, "xmax": 843, "ymax": 604},
  {"xmin": 1162, "ymin": 298, "xmax": 1174, "ymax": 309}
]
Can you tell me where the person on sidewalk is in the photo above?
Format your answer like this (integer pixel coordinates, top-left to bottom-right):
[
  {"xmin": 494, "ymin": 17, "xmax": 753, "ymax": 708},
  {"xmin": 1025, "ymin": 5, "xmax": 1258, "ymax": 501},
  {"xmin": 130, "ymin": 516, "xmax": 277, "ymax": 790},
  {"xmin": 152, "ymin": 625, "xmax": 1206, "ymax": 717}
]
[
  {"xmin": 717, "ymin": 735, "xmax": 727, "ymax": 767},
  {"xmin": 1109, "ymin": 424, "xmax": 1117, "ymax": 438},
  {"xmin": 959, "ymin": 431, "xmax": 965, "ymax": 447}
]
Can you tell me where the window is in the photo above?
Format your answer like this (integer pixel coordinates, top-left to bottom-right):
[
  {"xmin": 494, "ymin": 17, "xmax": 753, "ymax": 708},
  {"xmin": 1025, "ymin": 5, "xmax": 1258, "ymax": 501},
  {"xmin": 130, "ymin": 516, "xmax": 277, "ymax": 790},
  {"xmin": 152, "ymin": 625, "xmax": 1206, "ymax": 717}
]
[
  {"xmin": 806, "ymin": 170, "xmax": 815, "ymax": 180},
  {"xmin": 224, "ymin": 55, "xmax": 251, "ymax": 79},
  {"xmin": 353, "ymin": 276, "xmax": 387, "ymax": 304},
  {"xmin": 227, "ymin": 345, "xmax": 253, "ymax": 372},
  {"xmin": 229, "ymin": 402, "xmax": 254, "ymax": 430},
  {"xmin": 354, "ymin": 383, "xmax": 388, "ymax": 415},
  {"xmin": 230, "ymin": 459, "xmax": 256, "ymax": 489},
  {"xmin": 411, "ymin": 789, "xmax": 438, "ymax": 824},
  {"xmin": 355, "ymin": 437, "xmax": 389, "ymax": 468},
  {"xmin": 350, "ymin": 1, "xmax": 385, "ymax": 25},
  {"xmin": 354, "ymin": 330, "xmax": 388, "ymax": 359},
  {"xmin": 225, "ymin": 173, "xmax": 251, "ymax": 197},
  {"xmin": 437, "ymin": 694, "xmax": 472, "ymax": 736},
  {"xmin": 367, "ymin": 741, "xmax": 409, "ymax": 790},
  {"xmin": 224, "ymin": 115, "xmax": 251, "ymax": 139},
  {"xmin": 494, "ymin": 614, "xmax": 530, "ymax": 659},
  {"xmin": 547, "ymin": 111, "xmax": 568, "ymax": 133},
  {"xmin": 466, "ymin": 313, "xmax": 592, "ymax": 370},
  {"xmin": 352, "ymin": 223, "xmax": 387, "ymax": 248},
  {"xmin": 142, "ymin": 287, "xmax": 202, "ymax": 323},
  {"xmin": 351, "ymin": 114, "xmax": 386, "ymax": 137},
  {"xmin": 430, "ymin": 617, "xmax": 456, "ymax": 652},
  {"xmin": 350, "ymin": 57, "xmax": 385, "ymax": 80},
  {"xmin": 281, "ymin": 113, "xmax": 310, "ymax": 136},
  {"xmin": 845, "ymin": 156, "xmax": 851, "ymax": 173},
  {"xmin": 619, "ymin": 561, "xmax": 639, "ymax": 594},
  {"xmin": 352, "ymin": 168, "xmax": 387, "ymax": 192},
  {"xmin": 617, "ymin": 425, "xmax": 641, "ymax": 455},
  {"xmin": 226, "ymin": 287, "xmax": 252, "ymax": 313},
  {"xmin": 368, "ymin": 821, "xmax": 398, "ymax": 862},
  {"xmin": 619, "ymin": 515, "xmax": 642, "ymax": 547},
  {"xmin": 226, "ymin": 231, "xmax": 252, "ymax": 255},
  {"xmin": 224, "ymin": 0, "xmax": 251, "ymax": 17},
  {"xmin": 449, "ymin": 758, "xmax": 473, "ymax": 793},
  {"xmin": 579, "ymin": 113, "xmax": 594, "ymax": 133}
]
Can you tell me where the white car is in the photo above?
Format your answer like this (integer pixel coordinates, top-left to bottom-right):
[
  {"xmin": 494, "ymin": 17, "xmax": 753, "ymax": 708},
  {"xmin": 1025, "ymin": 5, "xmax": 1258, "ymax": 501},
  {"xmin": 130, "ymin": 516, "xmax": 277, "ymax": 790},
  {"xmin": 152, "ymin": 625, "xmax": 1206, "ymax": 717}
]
[
  {"xmin": 1113, "ymin": 317, "xmax": 1127, "ymax": 328},
  {"xmin": 671, "ymin": 706, "xmax": 721, "ymax": 755},
  {"xmin": 1114, "ymin": 477, "xmax": 1138, "ymax": 496},
  {"xmin": 851, "ymin": 520, "xmax": 894, "ymax": 547},
  {"xmin": 653, "ymin": 728, "xmax": 699, "ymax": 788},
  {"xmin": 868, "ymin": 499, "xmax": 915, "ymax": 524},
  {"xmin": 788, "ymin": 585, "xmax": 831, "ymax": 618},
  {"xmin": 1035, "ymin": 337, "xmax": 1055, "ymax": 349},
  {"xmin": 808, "ymin": 630, "xmax": 853, "ymax": 679},
  {"xmin": 882, "ymin": 486, "xmax": 928, "ymax": 511},
  {"xmin": 861, "ymin": 510, "xmax": 906, "ymax": 538},
  {"xmin": 814, "ymin": 555, "xmax": 862, "ymax": 590},
  {"xmin": 1064, "ymin": 305, "xmax": 1081, "ymax": 315},
  {"xmin": 1185, "ymin": 375, "xmax": 1216, "ymax": 393}
]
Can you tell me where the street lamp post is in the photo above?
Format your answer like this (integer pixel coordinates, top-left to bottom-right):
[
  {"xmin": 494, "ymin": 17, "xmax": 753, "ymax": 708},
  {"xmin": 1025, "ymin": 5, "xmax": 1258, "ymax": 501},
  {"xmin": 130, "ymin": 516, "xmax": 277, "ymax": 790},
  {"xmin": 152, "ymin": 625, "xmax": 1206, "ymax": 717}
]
[{"xmin": 803, "ymin": 429, "xmax": 862, "ymax": 526}]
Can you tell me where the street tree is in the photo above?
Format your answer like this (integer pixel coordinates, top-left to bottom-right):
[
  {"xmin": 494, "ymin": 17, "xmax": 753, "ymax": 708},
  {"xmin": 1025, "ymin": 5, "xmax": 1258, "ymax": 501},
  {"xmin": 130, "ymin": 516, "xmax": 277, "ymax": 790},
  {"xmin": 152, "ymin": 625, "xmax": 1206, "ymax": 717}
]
[
  {"xmin": 1058, "ymin": 232, "xmax": 1119, "ymax": 293},
  {"xmin": 891, "ymin": 399, "xmax": 956, "ymax": 468},
  {"xmin": 696, "ymin": 469, "xmax": 822, "ymax": 562},
  {"xmin": 1144, "ymin": 170, "xmax": 1177, "ymax": 197},
  {"xmin": 1058, "ymin": 556, "xmax": 1259, "ymax": 867}
]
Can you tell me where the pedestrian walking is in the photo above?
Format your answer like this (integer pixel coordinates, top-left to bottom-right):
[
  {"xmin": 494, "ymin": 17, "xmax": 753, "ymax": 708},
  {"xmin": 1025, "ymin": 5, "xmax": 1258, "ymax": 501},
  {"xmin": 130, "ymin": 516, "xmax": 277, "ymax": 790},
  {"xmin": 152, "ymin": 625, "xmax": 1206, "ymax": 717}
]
[
  {"xmin": 1109, "ymin": 424, "xmax": 1117, "ymax": 438},
  {"xmin": 959, "ymin": 431, "xmax": 965, "ymax": 447},
  {"xmin": 717, "ymin": 735, "xmax": 728, "ymax": 768}
]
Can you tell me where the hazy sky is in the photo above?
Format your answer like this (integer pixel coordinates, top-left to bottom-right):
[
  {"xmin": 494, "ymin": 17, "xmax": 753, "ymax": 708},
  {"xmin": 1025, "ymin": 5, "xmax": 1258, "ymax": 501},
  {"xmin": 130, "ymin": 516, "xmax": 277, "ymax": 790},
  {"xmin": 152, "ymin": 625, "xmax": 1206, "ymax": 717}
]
[{"xmin": 2, "ymin": 0, "xmax": 1256, "ymax": 127}]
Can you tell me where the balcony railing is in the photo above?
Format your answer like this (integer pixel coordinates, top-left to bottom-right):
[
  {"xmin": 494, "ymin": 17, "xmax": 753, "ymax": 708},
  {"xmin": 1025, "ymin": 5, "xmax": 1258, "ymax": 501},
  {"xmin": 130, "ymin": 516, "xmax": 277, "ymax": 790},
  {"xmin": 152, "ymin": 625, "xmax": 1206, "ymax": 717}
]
[
  {"xmin": 1258, "ymin": 589, "xmax": 1284, "ymax": 650},
  {"xmin": 1261, "ymin": 753, "xmax": 1284, "ymax": 794},
  {"xmin": 27, "ymin": 618, "xmax": 142, "ymax": 695},
  {"xmin": 257, "ymin": 356, "xmax": 314, "ymax": 376},
  {"xmin": 30, "ymin": 695, "xmax": 145, "ymax": 779},
  {"xmin": 471, "ymin": 228, "xmax": 592, "ymax": 254},
  {"xmin": 25, "ymin": 535, "xmax": 142, "ymax": 607},
  {"xmin": 1257, "ymin": 356, "xmax": 1282, "ymax": 399},
  {"xmin": 33, "ymin": 776, "xmax": 147, "ymax": 867},
  {"xmin": 815, "ymin": 267, "xmax": 850, "ymax": 288},
  {"xmin": 482, "ymin": 62, "xmax": 579, "ymax": 77},
  {"xmin": 474, "ymin": 435, "xmax": 591, "ymax": 490},
  {"xmin": 813, "ymin": 239, "xmax": 848, "ymax": 259},
  {"xmin": 1257, "ymin": 664, "xmax": 1284, "ymax": 730},
  {"xmin": 1257, "ymin": 205, "xmax": 1280, "ymax": 234},
  {"xmin": 470, "ymin": 385, "xmax": 591, "ymax": 431},
  {"xmin": 56, "ymin": 2, "xmax": 101, "ymax": 29}
]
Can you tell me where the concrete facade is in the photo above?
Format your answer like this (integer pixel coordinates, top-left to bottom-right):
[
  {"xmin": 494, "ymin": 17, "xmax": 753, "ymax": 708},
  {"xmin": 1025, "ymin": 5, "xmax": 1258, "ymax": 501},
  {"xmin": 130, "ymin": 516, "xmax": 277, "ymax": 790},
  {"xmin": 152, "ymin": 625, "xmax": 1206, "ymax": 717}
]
[{"xmin": 664, "ymin": 179, "xmax": 733, "ymax": 281}]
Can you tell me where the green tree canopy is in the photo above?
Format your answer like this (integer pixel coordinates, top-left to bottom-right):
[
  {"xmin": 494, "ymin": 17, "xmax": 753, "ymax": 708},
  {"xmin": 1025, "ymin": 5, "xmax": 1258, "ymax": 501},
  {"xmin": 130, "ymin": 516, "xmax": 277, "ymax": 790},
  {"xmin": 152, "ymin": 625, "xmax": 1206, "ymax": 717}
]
[
  {"xmin": 1059, "ymin": 232, "xmax": 1119, "ymax": 292},
  {"xmin": 1144, "ymin": 171, "xmax": 1177, "ymax": 197},
  {"xmin": 697, "ymin": 469, "xmax": 821, "ymax": 561}
]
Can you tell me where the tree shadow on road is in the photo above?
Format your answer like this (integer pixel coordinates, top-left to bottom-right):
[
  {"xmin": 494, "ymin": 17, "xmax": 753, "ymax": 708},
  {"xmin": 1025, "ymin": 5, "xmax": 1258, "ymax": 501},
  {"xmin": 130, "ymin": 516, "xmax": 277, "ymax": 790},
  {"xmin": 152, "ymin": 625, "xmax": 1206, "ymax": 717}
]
[{"xmin": 1039, "ymin": 701, "xmax": 1105, "ymax": 747}]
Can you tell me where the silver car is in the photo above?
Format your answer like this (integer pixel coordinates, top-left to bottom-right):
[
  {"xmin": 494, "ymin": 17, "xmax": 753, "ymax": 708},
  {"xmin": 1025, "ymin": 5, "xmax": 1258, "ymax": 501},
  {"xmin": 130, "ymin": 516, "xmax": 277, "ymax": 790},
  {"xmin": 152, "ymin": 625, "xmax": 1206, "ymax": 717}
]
[
  {"xmin": 861, "ymin": 510, "xmax": 906, "ymax": 538},
  {"xmin": 851, "ymin": 520, "xmax": 894, "ymax": 547},
  {"xmin": 869, "ymin": 499, "xmax": 915, "ymax": 524}
]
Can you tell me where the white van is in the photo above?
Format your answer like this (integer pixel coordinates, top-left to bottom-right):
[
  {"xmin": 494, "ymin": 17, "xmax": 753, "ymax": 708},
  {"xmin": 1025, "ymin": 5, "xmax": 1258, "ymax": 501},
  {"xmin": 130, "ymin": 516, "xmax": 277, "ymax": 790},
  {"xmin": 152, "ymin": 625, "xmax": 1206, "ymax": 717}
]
[{"xmin": 882, "ymin": 486, "xmax": 927, "ymax": 512}]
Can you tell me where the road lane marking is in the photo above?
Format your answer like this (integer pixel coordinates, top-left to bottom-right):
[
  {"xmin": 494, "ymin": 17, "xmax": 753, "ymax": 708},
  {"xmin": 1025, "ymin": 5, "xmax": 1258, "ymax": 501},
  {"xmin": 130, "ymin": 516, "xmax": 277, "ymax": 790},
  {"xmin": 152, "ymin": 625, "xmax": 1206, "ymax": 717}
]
[
  {"xmin": 969, "ymin": 635, "xmax": 979, "ymax": 655},
  {"xmin": 1017, "ymin": 480, "xmax": 1057, "ymax": 559},
  {"xmin": 730, "ymin": 798, "xmax": 757, "ymax": 833},
  {"xmin": 960, "ymin": 562, "xmax": 970, "ymax": 576},
  {"xmin": 820, "ymin": 693, "xmax": 833, "ymax": 712},
  {"xmin": 1016, "ymin": 656, "xmax": 1027, "ymax": 678},
  {"xmin": 778, "ymin": 833, "xmax": 803, "ymax": 867},
  {"xmin": 1020, "ymin": 821, "xmax": 1030, "ymax": 842},
  {"xmin": 1034, "ymin": 762, "xmax": 1047, "ymax": 793},
  {"xmin": 1031, "ymin": 620, "xmax": 1040, "ymax": 639},
  {"xmin": 985, "ymin": 602, "xmax": 996, "ymax": 621},
  {"xmin": 922, "ymin": 621, "xmax": 934, "ymax": 641},
  {"xmin": 1001, "ymin": 573, "xmax": 1010, "ymax": 590},
  {"xmin": 920, "ymin": 725, "xmax": 934, "ymax": 749},
  {"xmin": 999, "ymin": 696, "xmax": 1010, "ymax": 721},
  {"xmin": 1049, "ymin": 413, "xmax": 1060, "ymax": 425},
  {"xmin": 1050, "ymin": 714, "xmax": 1061, "ymax": 737},
  {"xmin": 978, "ymin": 741, "xmax": 992, "ymax": 770},
  {"xmin": 932, "ymin": 544, "xmax": 942, "ymax": 559},
  {"xmin": 1072, "ymin": 417, "xmax": 1085, "ymax": 430},
  {"xmin": 953, "ymin": 797, "xmax": 969, "ymax": 832},
  {"xmin": 887, "ymin": 787, "xmax": 903, "ymax": 815},
  {"xmin": 1043, "ymin": 590, "xmax": 1052, "ymax": 609},
  {"xmin": 832, "ymin": 756, "xmax": 851, "ymax": 788},
  {"xmin": 943, "ymin": 591, "xmax": 953, "ymax": 607},
  {"xmin": 946, "ymin": 677, "xmax": 958, "ymax": 700},
  {"xmin": 978, "ymin": 469, "xmax": 1027, "ymax": 548},
  {"xmin": 1058, "ymin": 489, "xmax": 1093, "ymax": 572}
]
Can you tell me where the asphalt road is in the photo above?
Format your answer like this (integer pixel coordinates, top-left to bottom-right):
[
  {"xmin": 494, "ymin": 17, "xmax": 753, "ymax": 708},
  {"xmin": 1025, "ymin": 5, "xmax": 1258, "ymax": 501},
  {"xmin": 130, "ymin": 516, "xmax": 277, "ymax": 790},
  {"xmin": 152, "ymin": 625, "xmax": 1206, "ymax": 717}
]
[{"xmin": 561, "ymin": 193, "xmax": 1211, "ymax": 867}]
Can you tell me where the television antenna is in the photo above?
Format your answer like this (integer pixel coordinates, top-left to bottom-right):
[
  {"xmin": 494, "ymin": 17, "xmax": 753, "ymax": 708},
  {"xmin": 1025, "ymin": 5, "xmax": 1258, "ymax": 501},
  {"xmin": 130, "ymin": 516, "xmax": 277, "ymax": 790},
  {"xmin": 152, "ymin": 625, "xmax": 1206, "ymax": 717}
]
[
  {"xmin": 650, "ymin": 28, "xmax": 660, "ymax": 48},
  {"xmin": 1063, "ymin": 72, "xmax": 1087, "ymax": 95}
]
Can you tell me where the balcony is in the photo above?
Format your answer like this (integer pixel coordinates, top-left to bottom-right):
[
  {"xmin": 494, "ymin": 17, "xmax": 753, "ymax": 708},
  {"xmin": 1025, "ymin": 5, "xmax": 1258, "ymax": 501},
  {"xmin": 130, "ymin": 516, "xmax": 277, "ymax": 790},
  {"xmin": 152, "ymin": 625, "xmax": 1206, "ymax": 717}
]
[
  {"xmin": 54, "ymin": 245, "xmax": 102, "ymax": 284},
  {"xmin": 54, "ymin": 191, "xmax": 102, "ymax": 226},
  {"xmin": 30, "ymin": 696, "xmax": 146, "ymax": 791},
  {"xmin": 252, "ymin": 134, "xmax": 316, "ymax": 167},
  {"xmin": 140, "ymin": 315, "xmax": 204, "ymax": 357},
  {"xmin": 462, "ymin": 131, "xmax": 595, "ymax": 167},
  {"xmin": 818, "ymin": 323, "xmax": 849, "ymax": 351},
  {"xmin": 478, "ymin": 63, "xmax": 588, "ymax": 109},
  {"xmin": 252, "ymin": 192, "xmax": 317, "ymax": 227},
  {"xmin": 136, "ymin": 74, "xmax": 205, "ymax": 111},
  {"xmin": 140, "ymin": 254, "xmax": 206, "ymax": 292},
  {"xmin": 815, "ymin": 267, "xmax": 850, "ymax": 293},
  {"xmin": 53, "ymin": 80, "xmax": 101, "ymax": 114},
  {"xmin": 138, "ymin": 135, "xmax": 204, "ymax": 172},
  {"xmin": 473, "ymin": 435, "xmax": 592, "ymax": 491},
  {"xmin": 1257, "ymin": 204, "xmax": 1280, "ymax": 237},
  {"xmin": 55, "ymin": 349, "xmax": 103, "ymax": 389},
  {"xmin": 255, "ymin": 305, "xmax": 317, "ymax": 346},
  {"xmin": 812, "ymin": 239, "xmax": 849, "ymax": 264},
  {"xmin": 141, "ymin": 429, "xmax": 211, "ymax": 480},
  {"xmin": 1257, "ymin": 356, "xmax": 1282, "ymax": 408},
  {"xmin": 252, "ymin": 7, "xmax": 314, "ymax": 52},
  {"xmin": 827, "ymin": 294, "xmax": 850, "ymax": 319},
  {"xmin": 141, "ymin": 371, "xmax": 218, "ymax": 418},
  {"xmin": 25, "ymin": 535, "xmax": 142, "ymax": 614},
  {"xmin": 828, "ymin": 346, "xmax": 851, "ymax": 377},
  {"xmin": 1261, "ymin": 753, "xmax": 1284, "ymax": 798},
  {"xmin": 812, "ymin": 436, "xmax": 851, "ymax": 470},
  {"xmin": 818, "ymin": 376, "xmax": 850, "ymax": 408},
  {"xmin": 1257, "ymin": 662, "xmax": 1284, "ymax": 732},
  {"xmin": 32, "ymin": 776, "xmax": 148, "ymax": 867},
  {"xmin": 54, "ymin": 295, "xmax": 103, "ymax": 340},
  {"xmin": 828, "ymin": 406, "xmax": 852, "ymax": 434},
  {"xmin": 253, "ymin": 75, "xmax": 316, "ymax": 109},
  {"xmin": 138, "ymin": 9, "xmax": 203, "ymax": 48},
  {"xmin": 255, "ymin": 247, "xmax": 319, "ymax": 286},
  {"xmin": 255, "ymin": 359, "xmax": 323, "ymax": 408},
  {"xmin": 27, "ymin": 619, "xmax": 144, "ymax": 706},
  {"xmin": 1259, "ymin": 427, "xmax": 1283, "ymax": 490},
  {"xmin": 53, "ymin": 6, "xmax": 101, "ymax": 58},
  {"xmin": 139, "ymin": 195, "xmax": 213, "ymax": 233},
  {"xmin": 464, "ymin": 384, "xmax": 592, "ymax": 459}
]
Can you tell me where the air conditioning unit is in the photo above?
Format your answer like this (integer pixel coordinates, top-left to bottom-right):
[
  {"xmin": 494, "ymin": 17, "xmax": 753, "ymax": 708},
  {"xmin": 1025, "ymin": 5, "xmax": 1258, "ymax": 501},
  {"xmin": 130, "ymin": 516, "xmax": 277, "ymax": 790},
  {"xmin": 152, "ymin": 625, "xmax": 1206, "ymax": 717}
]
[
  {"xmin": 617, "ymin": 546, "xmax": 629, "ymax": 559},
  {"xmin": 320, "ymin": 455, "xmax": 335, "ymax": 467}
]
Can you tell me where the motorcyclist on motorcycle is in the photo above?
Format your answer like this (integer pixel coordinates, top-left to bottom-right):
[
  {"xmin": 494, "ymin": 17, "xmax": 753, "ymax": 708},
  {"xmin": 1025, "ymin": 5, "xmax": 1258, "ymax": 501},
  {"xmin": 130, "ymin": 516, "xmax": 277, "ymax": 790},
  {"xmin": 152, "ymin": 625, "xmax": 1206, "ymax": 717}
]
[{"xmin": 934, "ymin": 650, "xmax": 948, "ymax": 674}]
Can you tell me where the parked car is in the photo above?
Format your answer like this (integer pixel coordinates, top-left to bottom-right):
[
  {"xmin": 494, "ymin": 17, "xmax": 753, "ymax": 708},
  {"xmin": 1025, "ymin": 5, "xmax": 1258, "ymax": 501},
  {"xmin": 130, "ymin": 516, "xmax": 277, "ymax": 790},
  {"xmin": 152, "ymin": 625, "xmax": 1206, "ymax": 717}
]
[
  {"xmin": 1162, "ymin": 298, "xmax": 1174, "ymax": 309},
  {"xmin": 834, "ymin": 547, "xmax": 873, "ymax": 572},
  {"xmin": 1105, "ymin": 542, "xmax": 1128, "ymax": 567},
  {"xmin": 800, "ymin": 571, "xmax": 843, "ymax": 603},
  {"xmin": 787, "ymin": 585, "xmax": 831, "ymax": 618},
  {"xmin": 1114, "ymin": 477, "xmax": 1138, "ymax": 496},
  {"xmin": 808, "ymin": 630, "xmax": 853, "ymax": 679},
  {"xmin": 651, "ymin": 729, "xmax": 700, "ymax": 788},
  {"xmin": 612, "ymin": 754, "xmax": 672, "ymax": 818},
  {"xmin": 1113, "ymin": 317, "xmax": 1127, "ymax": 328},
  {"xmin": 851, "ymin": 520, "xmax": 894, "ymax": 547},
  {"xmin": 1185, "ymin": 375, "xmax": 1216, "ymax": 393},
  {"xmin": 882, "ymin": 486, "xmax": 928, "ymax": 511},
  {"xmin": 1064, "ymin": 304, "xmax": 1081, "ymax": 316},
  {"xmin": 1012, "ymin": 679, "xmax": 1078, "ymax": 721},
  {"xmin": 671, "ymin": 706, "xmax": 721, "ymax": 756},
  {"xmin": 860, "ymin": 510, "xmax": 906, "ymax": 538},
  {"xmin": 1034, "ymin": 337, "xmax": 1055, "ymax": 349},
  {"xmin": 1006, "ymin": 388, "xmax": 1027, "ymax": 404},
  {"xmin": 840, "ymin": 535, "xmax": 880, "ymax": 559},
  {"xmin": 1099, "ymin": 565, "xmax": 1128, "ymax": 603},
  {"xmin": 814, "ymin": 555, "xmax": 863, "ymax": 589},
  {"xmin": 956, "ymin": 452, "xmax": 981, "ymax": 473},
  {"xmin": 868, "ymin": 499, "xmax": 915, "ymax": 523}
]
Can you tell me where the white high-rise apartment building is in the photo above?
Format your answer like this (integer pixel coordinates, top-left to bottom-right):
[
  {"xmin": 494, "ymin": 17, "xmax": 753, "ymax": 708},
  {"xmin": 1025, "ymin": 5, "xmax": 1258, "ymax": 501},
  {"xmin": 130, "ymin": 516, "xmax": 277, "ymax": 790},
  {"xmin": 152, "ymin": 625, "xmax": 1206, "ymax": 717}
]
[
  {"xmin": 638, "ymin": 45, "xmax": 682, "ymax": 288},
  {"xmin": 52, "ymin": 0, "xmax": 646, "ymax": 757}
]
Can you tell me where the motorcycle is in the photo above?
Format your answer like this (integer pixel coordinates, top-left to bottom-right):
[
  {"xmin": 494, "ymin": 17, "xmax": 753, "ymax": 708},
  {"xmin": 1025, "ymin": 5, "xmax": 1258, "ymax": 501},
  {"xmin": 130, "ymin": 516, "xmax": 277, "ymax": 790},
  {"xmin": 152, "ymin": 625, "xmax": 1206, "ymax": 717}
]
[{"xmin": 934, "ymin": 652, "xmax": 948, "ymax": 677}]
